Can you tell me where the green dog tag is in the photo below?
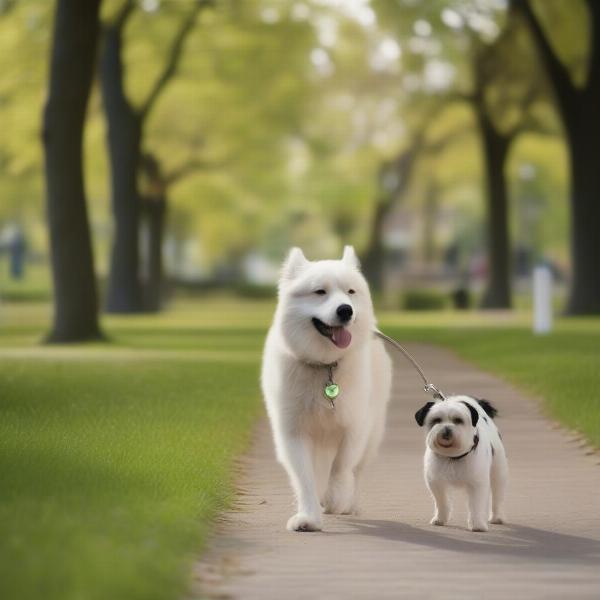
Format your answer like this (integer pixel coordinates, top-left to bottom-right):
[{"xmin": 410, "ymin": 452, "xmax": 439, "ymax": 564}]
[{"xmin": 324, "ymin": 383, "xmax": 340, "ymax": 400}]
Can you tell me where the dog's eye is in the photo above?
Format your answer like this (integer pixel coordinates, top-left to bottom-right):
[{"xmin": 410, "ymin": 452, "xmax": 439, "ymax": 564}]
[
  {"xmin": 348, "ymin": 289, "xmax": 356, "ymax": 294},
  {"xmin": 430, "ymin": 418, "xmax": 442, "ymax": 426},
  {"xmin": 453, "ymin": 417, "xmax": 464, "ymax": 425},
  {"xmin": 314, "ymin": 289, "xmax": 327, "ymax": 295}
]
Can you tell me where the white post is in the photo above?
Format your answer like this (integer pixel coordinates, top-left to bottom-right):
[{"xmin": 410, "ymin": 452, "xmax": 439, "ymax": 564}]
[{"xmin": 533, "ymin": 265, "xmax": 553, "ymax": 334}]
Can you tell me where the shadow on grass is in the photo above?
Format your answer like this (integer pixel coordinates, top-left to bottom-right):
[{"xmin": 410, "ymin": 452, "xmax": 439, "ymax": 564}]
[
  {"xmin": 0, "ymin": 444, "xmax": 161, "ymax": 505},
  {"xmin": 345, "ymin": 519, "xmax": 600, "ymax": 565}
]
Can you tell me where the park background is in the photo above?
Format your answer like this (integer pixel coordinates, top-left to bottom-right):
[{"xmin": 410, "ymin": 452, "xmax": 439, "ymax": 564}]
[{"xmin": 0, "ymin": 1, "xmax": 598, "ymax": 599}]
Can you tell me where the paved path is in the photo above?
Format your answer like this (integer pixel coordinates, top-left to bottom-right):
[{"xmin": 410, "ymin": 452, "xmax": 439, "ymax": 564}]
[{"xmin": 191, "ymin": 344, "xmax": 600, "ymax": 599}]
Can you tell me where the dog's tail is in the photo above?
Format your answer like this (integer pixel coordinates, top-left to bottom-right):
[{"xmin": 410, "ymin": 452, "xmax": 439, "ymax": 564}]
[{"xmin": 476, "ymin": 398, "xmax": 498, "ymax": 419}]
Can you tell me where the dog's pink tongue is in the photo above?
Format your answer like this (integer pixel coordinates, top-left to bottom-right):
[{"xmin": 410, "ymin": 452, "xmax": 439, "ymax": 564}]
[{"xmin": 331, "ymin": 327, "xmax": 352, "ymax": 348}]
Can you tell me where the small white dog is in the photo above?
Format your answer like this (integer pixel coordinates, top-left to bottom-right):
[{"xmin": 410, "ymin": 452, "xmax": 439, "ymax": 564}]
[
  {"xmin": 415, "ymin": 395, "xmax": 508, "ymax": 532},
  {"xmin": 261, "ymin": 246, "xmax": 392, "ymax": 532}
]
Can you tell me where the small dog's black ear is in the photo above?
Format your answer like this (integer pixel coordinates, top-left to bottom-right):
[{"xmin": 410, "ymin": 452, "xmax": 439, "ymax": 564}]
[
  {"xmin": 476, "ymin": 398, "xmax": 498, "ymax": 419},
  {"xmin": 461, "ymin": 401, "xmax": 479, "ymax": 427},
  {"xmin": 415, "ymin": 402, "xmax": 435, "ymax": 427}
]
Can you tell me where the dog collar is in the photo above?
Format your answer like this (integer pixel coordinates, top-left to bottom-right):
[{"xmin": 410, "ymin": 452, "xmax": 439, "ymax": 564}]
[
  {"xmin": 449, "ymin": 433, "xmax": 479, "ymax": 460},
  {"xmin": 305, "ymin": 361, "xmax": 340, "ymax": 409}
]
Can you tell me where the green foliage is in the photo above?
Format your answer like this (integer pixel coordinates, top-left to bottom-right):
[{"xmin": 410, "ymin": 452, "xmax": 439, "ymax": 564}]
[
  {"xmin": 402, "ymin": 288, "xmax": 449, "ymax": 311},
  {"xmin": 234, "ymin": 282, "xmax": 277, "ymax": 299},
  {"xmin": 0, "ymin": 0, "xmax": 585, "ymax": 278}
]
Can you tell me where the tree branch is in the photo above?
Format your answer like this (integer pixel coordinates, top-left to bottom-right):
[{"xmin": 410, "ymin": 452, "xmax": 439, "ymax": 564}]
[
  {"xmin": 584, "ymin": 0, "xmax": 600, "ymax": 95},
  {"xmin": 424, "ymin": 124, "xmax": 471, "ymax": 155},
  {"xmin": 100, "ymin": 1, "xmax": 137, "ymax": 121},
  {"xmin": 112, "ymin": 0, "xmax": 135, "ymax": 31},
  {"xmin": 139, "ymin": 0, "xmax": 212, "ymax": 121},
  {"xmin": 504, "ymin": 81, "xmax": 542, "ymax": 139},
  {"xmin": 164, "ymin": 157, "xmax": 223, "ymax": 185},
  {"xmin": 514, "ymin": 0, "xmax": 577, "ymax": 112}
]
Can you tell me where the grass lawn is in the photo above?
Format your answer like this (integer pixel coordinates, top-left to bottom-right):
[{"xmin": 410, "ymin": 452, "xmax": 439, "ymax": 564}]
[
  {"xmin": 378, "ymin": 309, "xmax": 600, "ymax": 448},
  {"xmin": 0, "ymin": 298, "xmax": 268, "ymax": 600},
  {"xmin": 0, "ymin": 296, "xmax": 598, "ymax": 600}
]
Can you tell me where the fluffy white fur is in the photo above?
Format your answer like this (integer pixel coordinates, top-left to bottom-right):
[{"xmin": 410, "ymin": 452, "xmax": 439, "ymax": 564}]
[
  {"xmin": 416, "ymin": 395, "xmax": 508, "ymax": 532},
  {"xmin": 261, "ymin": 246, "xmax": 392, "ymax": 532}
]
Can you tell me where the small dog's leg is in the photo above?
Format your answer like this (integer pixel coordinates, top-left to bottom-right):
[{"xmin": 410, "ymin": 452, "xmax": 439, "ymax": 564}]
[
  {"xmin": 467, "ymin": 482, "xmax": 490, "ymax": 532},
  {"xmin": 490, "ymin": 449, "xmax": 508, "ymax": 524},
  {"xmin": 427, "ymin": 480, "xmax": 450, "ymax": 526},
  {"xmin": 276, "ymin": 434, "xmax": 322, "ymax": 532}
]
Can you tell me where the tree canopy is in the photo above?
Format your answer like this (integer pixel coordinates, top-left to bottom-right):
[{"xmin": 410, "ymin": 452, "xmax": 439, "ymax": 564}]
[{"xmin": 0, "ymin": 0, "xmax": 588, "ymax": 302}]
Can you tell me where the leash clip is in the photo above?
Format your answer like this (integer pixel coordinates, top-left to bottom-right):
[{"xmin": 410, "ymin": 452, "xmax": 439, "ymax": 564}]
[
  {"xmin": 424, "ymin": 383, "xmax": 446, "ymax": 401},
  {"xmin": 374, "ymin": 329, "xmax": 447, "ymax": 402}
]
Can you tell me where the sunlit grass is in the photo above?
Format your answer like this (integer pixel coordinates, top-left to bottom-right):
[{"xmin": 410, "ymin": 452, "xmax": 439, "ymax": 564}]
[
  {"xmin": 0, "ymin": 299, "xmax": 264, "ymax": 600},
  {"xmin": 0, "ymin": 297, "xmax": 598, "ymax": 600},
  {"xmin": 378, "ymin": 313, "xmax": 600, "ymax": 448}
]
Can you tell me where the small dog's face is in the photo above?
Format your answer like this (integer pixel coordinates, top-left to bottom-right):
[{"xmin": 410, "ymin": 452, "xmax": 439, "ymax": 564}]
[
  {"xmin": 415, "ymin": 399, "xmax": 479, "ymax": 458},
  {"xmin": 276, "ymin": 246, "xmax": 374, "ymax": 363}
]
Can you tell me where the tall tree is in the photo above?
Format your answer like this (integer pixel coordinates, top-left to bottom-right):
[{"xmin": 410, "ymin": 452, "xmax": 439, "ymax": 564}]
[
  {"xmin": 138, "ymin": 149, "xmax": 217, "ymax": 311},
  {"xmin": 361, "ymin": 144, "xmax": 422, "ymax": 291},
  {"xmin": 470, "ymin": 33, "xmax": 515, "ymax": 309},
  {"xmin": 42, "ymin": 0, "xmax": 103, "ymax": 342},
  {"xmin": 361, "ymin": 102, "xmax": 467, "ymax": 291},
  {"xmin": 101, "ymin": 0, "xmax": 210, "ymax": 313},
  {"xmin": 515, "ymin": 0, "xmax": 600, "ymax": 314},
  {"xmin": 468, "ymin": 7, "xmax": 553, "ymax": 309},
  {"xmin": 370, "ymin": 1, "xmax": 550, "ymax": 306}
]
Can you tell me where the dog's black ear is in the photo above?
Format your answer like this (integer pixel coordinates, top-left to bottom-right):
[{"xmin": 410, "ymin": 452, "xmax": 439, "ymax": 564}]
[
  {"xmin": 461, "ymin": 401, "xmax": 479, "ymax": 427},
  {"xmin": 415, "ymin": 402, "xmax": 435, "ymax": 427},
  {"xmin": 476, "ymin": 398, "xmax": 498, "ymax": 419}
]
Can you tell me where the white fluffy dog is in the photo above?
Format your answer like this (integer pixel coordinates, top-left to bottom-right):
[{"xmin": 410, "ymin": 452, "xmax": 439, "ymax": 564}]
[
  {"xmin": 261, "ymin": 246, "xmax": 392, "ymax": 532},
  {"xmin": 415, "ymin": 395, "xmax": 508, "ymax": 532}
]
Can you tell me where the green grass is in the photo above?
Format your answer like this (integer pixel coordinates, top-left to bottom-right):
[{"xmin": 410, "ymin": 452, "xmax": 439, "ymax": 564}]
[
  {"xmin": 0, "ymin": 299, "xmax": 266, "ymax": 600},
  {"xmin": 378, "ymin": 309, "xmax": 600, "ymax": 448},
  {"xmin": 0, "ymin": 263, "xmax": 52, "ymax": 302},
  {"xmin": 1, "ymin": 297, "xmax": 599, "ymax": 600}
]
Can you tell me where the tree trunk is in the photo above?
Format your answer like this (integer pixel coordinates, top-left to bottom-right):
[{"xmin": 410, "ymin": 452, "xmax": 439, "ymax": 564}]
[
  {"xmin": 422, "ymin": 181, "xmax": 438, "ymax": 266},
  {"xmin": 478, "ymin": 112, "xmax": 512, "ymax": 309},
  {"xmin": 100, "ymin": 22, "xmax": 143, "ymax": 313},
  {"xmin": 361, "ymin": 151, "xmax": 419, "ymax": 291},
  {"xmin": 361, "ymin": 197, "xmax": 392, "ymax": 292},
  {"xmin": 565, "ymin": 104, "xmax": 600, "ymax": 314},
  {"xmin": 42, "ymin": 0, "xmax": 102, "ymax": 342},
  {"xmin": 516, "ymin": 0, "xmax": 600, "ymax": 314},
  {"xmin": 141, "ymin": 196, "xmax": 166, "ymax": 312}
]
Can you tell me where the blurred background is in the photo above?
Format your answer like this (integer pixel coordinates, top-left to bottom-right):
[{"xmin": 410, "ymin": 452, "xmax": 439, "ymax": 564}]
[
  {"xmin": 2, "ymin": 0, "xmax": 598, "ymax": 339},
  {"xmin": 2, "ymin": 2, "xmax": 600, "ymax": 599}
]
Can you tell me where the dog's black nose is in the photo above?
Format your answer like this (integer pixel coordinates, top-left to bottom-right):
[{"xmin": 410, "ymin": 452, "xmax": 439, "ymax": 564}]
[
  {"xmin": 441, "ymin": 426, "xmax": 453, "ymax": 440},
  {"xmin": 336, "ymin": 304, "xmax": 353, "ymax": 323}
]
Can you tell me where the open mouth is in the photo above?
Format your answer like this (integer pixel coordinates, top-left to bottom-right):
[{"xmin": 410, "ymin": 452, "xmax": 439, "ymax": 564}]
[
  {"xmin": 436, "ymin": 439, "xmax": 454, "ymax": 449},
  {"xmin": 312, "ymin": 318, "xmax": 352, "ymax": 349}
]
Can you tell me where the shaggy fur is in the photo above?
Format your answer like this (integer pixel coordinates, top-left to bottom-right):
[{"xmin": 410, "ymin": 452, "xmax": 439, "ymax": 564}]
[
  {"xmin": 261, "ymin": 246, "xmax": 392, "ymax": 531},
  {"xmin": 415, "ymin": 395, "xmax": 509, "ymax": 532}
]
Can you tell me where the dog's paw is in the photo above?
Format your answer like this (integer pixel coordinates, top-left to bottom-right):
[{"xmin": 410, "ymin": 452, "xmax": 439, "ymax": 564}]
[
  {"xmin": 489, "ymin": 514, "xmax": 506, "ymax": 525},
  {"xmin": 430, "ymin": 516, "xmax": 447, "ymax": 526},
  {"xmin": 286, "ymin": 513, "xmax": 322, "ymax": 532},
  {"xmin": 323, "ymin": 476, "xmax": 354, "ymax": 515},
  {"xmin": 469, "ymin": 521, "xmax": 489, "ymax": 532},
  {"xmin": 323, "ymin": 500, "xmax": 352, "ymax": 514},
  {"xmin": 323, "ymin": 491, "xmax": 354, "ymax": 515}
]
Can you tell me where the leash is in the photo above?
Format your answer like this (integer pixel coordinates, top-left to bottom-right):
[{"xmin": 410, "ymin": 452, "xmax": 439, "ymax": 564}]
[
  {"xmin": 374, "ymin": 329, "xmax": 447, "ymax": 401},
  {"xmin": 310, "ymin": 329, "xmax": 447, "ymax": 409}
]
